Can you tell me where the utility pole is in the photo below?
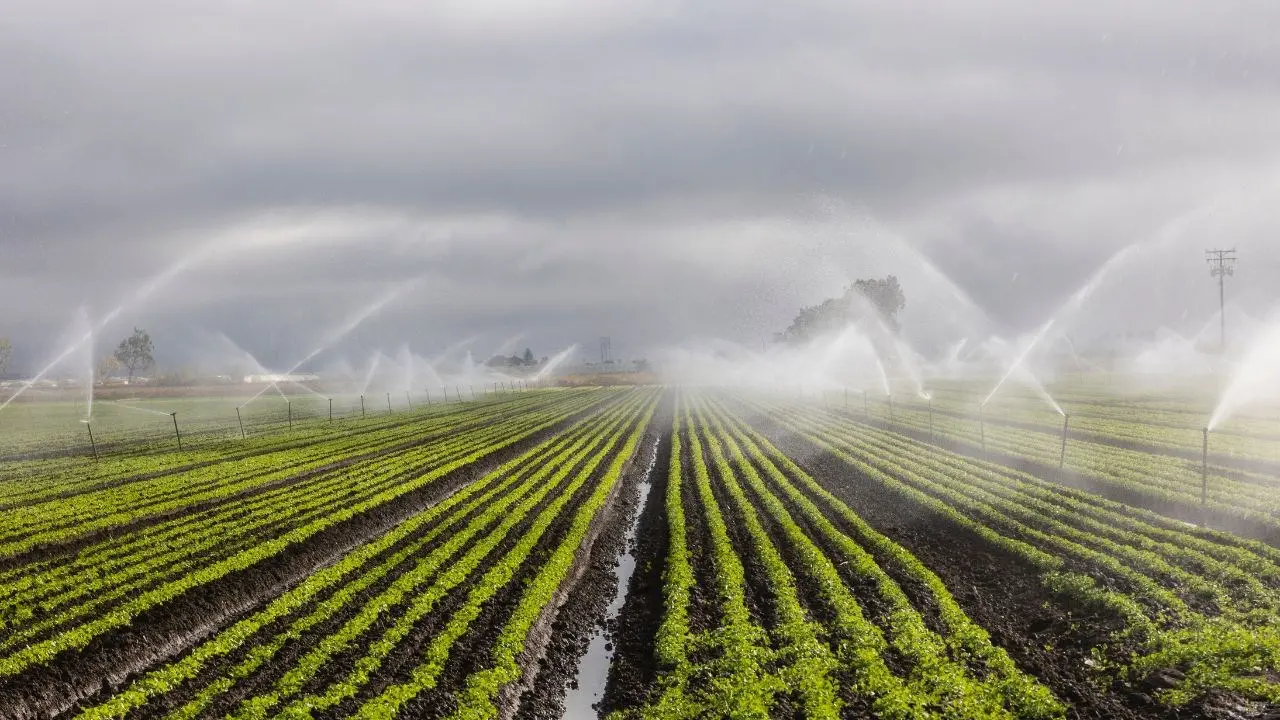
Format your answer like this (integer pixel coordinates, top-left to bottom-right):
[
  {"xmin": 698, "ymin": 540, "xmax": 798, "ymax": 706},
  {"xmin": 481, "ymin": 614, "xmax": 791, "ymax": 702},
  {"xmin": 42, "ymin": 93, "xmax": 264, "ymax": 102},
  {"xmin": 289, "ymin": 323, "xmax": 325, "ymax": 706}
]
[{"xmin": 1206, "ymin": 248, "xmax": 1237, "ymax": 354}]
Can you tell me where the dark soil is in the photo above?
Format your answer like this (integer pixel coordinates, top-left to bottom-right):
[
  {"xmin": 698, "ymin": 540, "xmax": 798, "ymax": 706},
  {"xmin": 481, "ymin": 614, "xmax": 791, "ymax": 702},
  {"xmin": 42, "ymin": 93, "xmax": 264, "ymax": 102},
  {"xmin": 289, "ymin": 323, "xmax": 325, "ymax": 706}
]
[
  {"xmin": 744, "ymin": 410, "xmax": 1195, "ymax": 720},
  {"xmin": 511, "ymin": 397, "xmax": 666, "ymax": 720},
  {"xmin": 0, "ymin": 398, "xmax": 607, "ymax": 720},
  {"xmin": 597, "ymin": 409, "xmax": 673, "ymax": 717},
  {"xmin": 390, "ymin": 415, "xmax": 639, "ymax": 719},
  {"xmin": 124, "ymin": 446, "xmax": 555, "ymax": 719}
]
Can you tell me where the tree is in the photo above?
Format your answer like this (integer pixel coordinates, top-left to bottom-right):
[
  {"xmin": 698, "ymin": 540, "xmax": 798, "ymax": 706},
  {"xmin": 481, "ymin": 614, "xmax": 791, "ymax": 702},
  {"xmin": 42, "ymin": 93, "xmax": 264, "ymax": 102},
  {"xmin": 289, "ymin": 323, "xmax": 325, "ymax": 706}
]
[
  {"xmin": 0, "ymin": 338, "xmax": 11, "ymax": 377},
  {"xmin": 114, "ymin": 328, "xmax": 155, "ymax": 383},
  {"xmin": 522, "ymin": 347, "xmax": 535, "ymax": 365},
  {"xmin": 95, "ymin": 354, "xmax": 121, "ymax": 381},
  {"xmin": 776, "ymin": 275, "xmax": 907, "ymax": 345},
  {"xmin": 851, "ymin": 276, "xmax": 906, "ymax": 330}
]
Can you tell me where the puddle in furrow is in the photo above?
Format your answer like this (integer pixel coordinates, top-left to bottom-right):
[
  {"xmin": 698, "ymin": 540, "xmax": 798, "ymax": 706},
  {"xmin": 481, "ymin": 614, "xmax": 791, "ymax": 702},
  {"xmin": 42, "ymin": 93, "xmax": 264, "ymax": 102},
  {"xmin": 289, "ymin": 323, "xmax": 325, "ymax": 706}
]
[{"xmin": 562, "ymin": 440, "xmax": 659, "ymax": 718}]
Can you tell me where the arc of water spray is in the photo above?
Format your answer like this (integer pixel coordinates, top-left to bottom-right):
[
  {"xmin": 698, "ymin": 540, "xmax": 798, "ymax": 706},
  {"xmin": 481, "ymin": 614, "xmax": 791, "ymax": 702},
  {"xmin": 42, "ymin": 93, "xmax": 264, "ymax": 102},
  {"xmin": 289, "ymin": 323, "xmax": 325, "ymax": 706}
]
[
  {"xmin": 983, "ymin": 244, "xmax": 1142, "ymax": 413},
  {"xmin": 215, "ymin": 332, "xmax": 289, "ymax": 402},
  {"xmin": 532, "ymin": 344, "xmax": 578, "ymax": 382},
  {"xmin": 359, "ymin": 350, "xmax": 386, "ymax": 398},
  {"xmin": 1, "ymin": 248, "xmax": 218, "ymax": 413},
  {"xmin": 111, "ymin": 400, "xmax": 176, "ymax": 418},
  {"xmin": 242, "ymin": 280, "xmax": 420, "ymax": 408}
]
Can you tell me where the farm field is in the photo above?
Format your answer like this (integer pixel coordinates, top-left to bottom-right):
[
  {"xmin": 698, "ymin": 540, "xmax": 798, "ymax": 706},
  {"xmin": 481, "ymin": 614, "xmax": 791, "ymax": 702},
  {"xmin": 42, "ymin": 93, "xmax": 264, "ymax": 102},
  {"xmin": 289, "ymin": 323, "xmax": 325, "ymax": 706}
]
[{"xmin": 0, "ymin": 385, "xmax": 1278, "ymax": 719}]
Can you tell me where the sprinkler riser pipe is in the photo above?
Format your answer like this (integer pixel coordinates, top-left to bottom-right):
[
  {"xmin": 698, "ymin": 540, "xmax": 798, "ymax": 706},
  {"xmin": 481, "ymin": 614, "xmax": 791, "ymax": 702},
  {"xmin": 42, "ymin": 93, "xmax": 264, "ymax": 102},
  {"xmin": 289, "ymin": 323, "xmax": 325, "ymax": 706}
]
[
  {"xmin": 236, "ymin": 407, "xmax": 245, "ymax": 439},
  {"xmin": 86, "ymin": 422, "xmax": 98, "ymax": 460},
  {"xmin": 360, "ymin": 394, "xmax": 366, "ymax": 418},
  {"xmin": 171, "ymin": 413, "xmax": 183, "ymax": 452},
  {"xmin": 386, "ymin": 393, "xmax": 392, "ymax": 414}
]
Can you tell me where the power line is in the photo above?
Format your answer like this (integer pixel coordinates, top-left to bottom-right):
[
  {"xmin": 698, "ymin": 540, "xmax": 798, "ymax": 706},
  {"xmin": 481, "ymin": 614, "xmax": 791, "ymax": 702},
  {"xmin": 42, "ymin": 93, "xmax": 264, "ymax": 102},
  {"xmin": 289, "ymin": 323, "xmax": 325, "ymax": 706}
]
[{"xmin": 1206, "ymin": 248, "xmax": 1237, "ymax": 353}]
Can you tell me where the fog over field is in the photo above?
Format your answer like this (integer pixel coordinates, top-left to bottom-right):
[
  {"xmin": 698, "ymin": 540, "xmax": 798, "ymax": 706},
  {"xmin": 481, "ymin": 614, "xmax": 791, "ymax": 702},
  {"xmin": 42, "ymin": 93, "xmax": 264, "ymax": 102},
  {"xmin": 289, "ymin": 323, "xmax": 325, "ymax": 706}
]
[{"xmin": 3, "ymin": 1, "xmax": 1280, "ymax": 373}]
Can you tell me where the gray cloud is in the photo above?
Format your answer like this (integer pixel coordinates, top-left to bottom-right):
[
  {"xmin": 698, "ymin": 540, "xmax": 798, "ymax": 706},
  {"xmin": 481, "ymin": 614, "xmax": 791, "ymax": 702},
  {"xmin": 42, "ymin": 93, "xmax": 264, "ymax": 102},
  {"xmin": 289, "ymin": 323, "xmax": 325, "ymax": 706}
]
[{"xmin": 3, "ymin": 0, "xmax": 1280, "ymax": 372}]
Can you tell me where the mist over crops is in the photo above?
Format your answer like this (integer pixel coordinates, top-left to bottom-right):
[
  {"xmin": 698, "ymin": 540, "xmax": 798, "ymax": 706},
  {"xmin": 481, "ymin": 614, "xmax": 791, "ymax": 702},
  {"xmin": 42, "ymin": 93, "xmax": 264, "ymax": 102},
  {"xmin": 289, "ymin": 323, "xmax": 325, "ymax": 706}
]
[{"xmin": 4, "ymin": 3, "xmax": 1280, "ymax": 720}]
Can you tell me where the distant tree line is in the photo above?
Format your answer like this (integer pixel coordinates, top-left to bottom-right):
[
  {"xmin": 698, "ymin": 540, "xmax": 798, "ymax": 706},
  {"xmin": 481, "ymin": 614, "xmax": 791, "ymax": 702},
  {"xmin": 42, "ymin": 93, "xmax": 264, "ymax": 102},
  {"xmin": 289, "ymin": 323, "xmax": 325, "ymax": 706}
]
[
  {"xmin": 486, "ymin": 347, "xmax": 542, "ymax": 368},
  {"xmin": 776, "ymin": 275, "xmax": 906, "ymax": 345}
]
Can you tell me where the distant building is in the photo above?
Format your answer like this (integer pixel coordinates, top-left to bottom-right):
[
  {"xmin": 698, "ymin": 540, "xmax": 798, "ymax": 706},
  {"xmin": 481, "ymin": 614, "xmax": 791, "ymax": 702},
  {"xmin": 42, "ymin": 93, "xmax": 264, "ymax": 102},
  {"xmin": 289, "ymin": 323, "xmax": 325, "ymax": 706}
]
[{"xmin": 244, "ymin": 373, "xmax": 320, "ymax": 384}]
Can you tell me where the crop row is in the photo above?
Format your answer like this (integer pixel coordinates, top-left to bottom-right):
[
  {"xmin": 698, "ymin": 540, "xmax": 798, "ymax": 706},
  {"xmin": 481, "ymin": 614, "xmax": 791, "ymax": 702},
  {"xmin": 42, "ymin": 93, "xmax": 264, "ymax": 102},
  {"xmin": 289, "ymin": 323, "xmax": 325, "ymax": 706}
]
[
  {"xmin": 916, "ymin": 384, "xmax": 1280, "ymax": 462},
  {"xmin": 752, "ymin": 396, "xmax": 1280, "ymax": 706},
  {"xmin": 0, "ymin": 389, "xmax": 598, "ymax": 558},
  {"xmin": 65, "ymin": 388, "xmax": 658, "ymax": 719},
  {"xmin": 621, "ymin": 392, "xmax": 1063, "ymax": 719},
  {"xmin": 0, "ymin": 388, "xmax": 623, "ymax": 682},
  {"xmin": 845, "ymin": 395, "xmax": 1280, "ymax": 531},
  {"xmin": 0, "ymin": 389, "xmax": 568, "ymax": 513},
  {"xmin": 0, "ymin": 393, "xmax": 590, "ymax": 648}
]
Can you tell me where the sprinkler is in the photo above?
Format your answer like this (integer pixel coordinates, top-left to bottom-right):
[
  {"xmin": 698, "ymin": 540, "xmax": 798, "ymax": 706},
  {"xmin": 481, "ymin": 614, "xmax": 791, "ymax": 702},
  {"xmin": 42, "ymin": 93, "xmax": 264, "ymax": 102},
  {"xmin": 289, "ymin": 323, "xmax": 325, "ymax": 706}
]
[
  {"xmin": 170, "ymin": 412, "xmax": 183, "ymax": 451},
  {"xmin": 329, "ymin": 398, "xmax": 333, "ymax": 422},
  {"xmin": 426, "ymin": 389, "xmax": 431, "ymax": 407},
  {"xmin": 287, "ymin": 400, "xmax": 292, "ymax": 431},
  {"xmin": 470, "ymin": 385, "xmax": 476, "ymax": 401},
  {"xmin": 85, "ymin": 421, "xmax": 98, "ymax": 461},
  {"xmin": 386, "ymin": 392, "xmax": 392, "ymax": 414},
  {"xmin": 1202, "ymin": 428, "xmax": 1210, "ymax": 506},
  {"xmin": 406, "ymin": 391, "xmax": 412, "ymax": 410},
  {"xmin": 886, "ymin": 395, "xmax": 894, "ymax": 421},
  {"xmin": 1059, "ymin": 414, "xmax": 1070, "ymax": 469},
  {"xmin": 456, "ymin": 386, "xmax": 462, "ymax": 403},
  {"xmin": 360, "ymin": 394, "xmax": 366, "ymax": 418},
  {"xmin": 236, "ymin": 406, "xmax": 246, "ymax": 439},
  {"xmin": 442, "ymin": 386, "xmax": 448, "ymax": 404}
]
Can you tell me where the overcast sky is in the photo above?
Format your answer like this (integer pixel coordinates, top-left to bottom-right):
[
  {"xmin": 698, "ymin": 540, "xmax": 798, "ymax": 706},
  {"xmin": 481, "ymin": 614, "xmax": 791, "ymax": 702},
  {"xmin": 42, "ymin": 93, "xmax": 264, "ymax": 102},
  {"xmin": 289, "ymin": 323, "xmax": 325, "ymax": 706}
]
[{"xmin": 4, "ymin": 0, "xmax": 1280, "ymax": 373}]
